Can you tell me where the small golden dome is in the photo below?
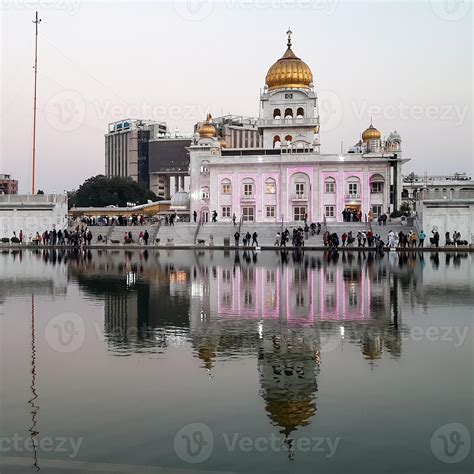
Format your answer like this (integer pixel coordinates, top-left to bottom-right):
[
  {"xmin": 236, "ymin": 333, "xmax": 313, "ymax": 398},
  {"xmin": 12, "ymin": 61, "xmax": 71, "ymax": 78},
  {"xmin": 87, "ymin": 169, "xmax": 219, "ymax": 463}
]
[
  {"xmin": 362, "ymin": 124, "xmax": 381, "ymax": 142},
  {"xmin": 265, "ymin": 30, "xmax": 313, "ymax": 91},
  {"xmin": 199, "ymin": 113, "xmax": 217, "ymax": 138}
]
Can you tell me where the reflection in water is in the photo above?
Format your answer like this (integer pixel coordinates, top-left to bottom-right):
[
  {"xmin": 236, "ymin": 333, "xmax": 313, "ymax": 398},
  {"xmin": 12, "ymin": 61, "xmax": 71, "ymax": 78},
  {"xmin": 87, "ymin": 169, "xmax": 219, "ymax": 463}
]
[
  {"xmin": 2, "ymin": 248, "xmax": 472, "ymax": 466},
  {"xmin": 29, "ymin": 294, "xmax": 40, "ymax": 471}
]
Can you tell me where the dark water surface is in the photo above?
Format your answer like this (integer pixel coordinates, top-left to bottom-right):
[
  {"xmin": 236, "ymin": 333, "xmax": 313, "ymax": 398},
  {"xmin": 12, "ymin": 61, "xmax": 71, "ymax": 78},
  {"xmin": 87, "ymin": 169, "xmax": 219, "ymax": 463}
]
[{"xmin": 1, "ymin": 249, "xmax": 472, "ymax": 474}]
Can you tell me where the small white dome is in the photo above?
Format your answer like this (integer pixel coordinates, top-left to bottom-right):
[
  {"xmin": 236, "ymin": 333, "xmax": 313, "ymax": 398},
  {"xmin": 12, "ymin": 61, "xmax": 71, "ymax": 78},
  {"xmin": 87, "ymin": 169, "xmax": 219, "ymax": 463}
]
[{"xmin": 171, "ymin": 190, "xmax": 190, "ymax": 207}]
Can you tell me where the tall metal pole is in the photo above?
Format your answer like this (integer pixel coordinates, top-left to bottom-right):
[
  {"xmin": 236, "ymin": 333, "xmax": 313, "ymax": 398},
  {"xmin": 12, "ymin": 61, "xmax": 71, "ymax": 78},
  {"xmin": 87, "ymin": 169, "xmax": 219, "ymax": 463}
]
[{"xmin": 32, "ymin": 11, "xmax": 41, "ymax": 195}]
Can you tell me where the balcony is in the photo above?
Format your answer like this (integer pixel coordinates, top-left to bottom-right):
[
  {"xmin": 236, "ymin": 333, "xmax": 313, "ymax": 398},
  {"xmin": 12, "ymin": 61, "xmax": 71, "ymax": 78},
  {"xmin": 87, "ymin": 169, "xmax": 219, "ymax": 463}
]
[
  {"xmin": 345, "ymin": 193, "xmax": 361, "ymax": 201},
  {"xmin": 241, "ymin": 194, "xmax": 255, "ymax": 201},
  {"xmin": 292, "ymin": 194, "xmax": 308, "ymax": 201},
  {"xmin": 259, "ymin": 117, "xmax": 319, "ymax": 127}
]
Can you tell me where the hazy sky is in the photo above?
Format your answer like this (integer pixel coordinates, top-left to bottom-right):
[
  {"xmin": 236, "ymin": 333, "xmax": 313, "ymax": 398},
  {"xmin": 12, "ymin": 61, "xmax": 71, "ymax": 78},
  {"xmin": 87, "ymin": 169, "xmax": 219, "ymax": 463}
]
[{"xmin": 1, "ymin": 0, "xmax": 472, "ymax": 193}]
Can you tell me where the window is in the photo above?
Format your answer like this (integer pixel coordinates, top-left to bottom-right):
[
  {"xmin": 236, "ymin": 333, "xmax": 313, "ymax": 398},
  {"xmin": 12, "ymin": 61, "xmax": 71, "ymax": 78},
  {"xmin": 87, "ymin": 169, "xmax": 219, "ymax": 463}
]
[
  {"xmin": 296, "ymin": 183, "xmax": 305, "ymax": 196},
  {"xmin": 221, "ymin": 206, "xmax": 231, "ymax": 218},
  {"xmin": 265, "ymin": 178, "xmax": 276, "ymax": 194},
  {"xmin": 266, "ymin": 206, "xmax": 275, "ymax": 218},
  {"xmin": 293, "ymin": 206, "xmax": 307, "ymax": 221},
  {"xmin": 273, "ymin": 108, "xmax": 281, "ymax": 119},
  {"xmin": 273, "ymin": 135, "xmax": 281, "ymax": 149},
  {"xmin": 284, "ymin": 108, "xmax": 293, "ymax": 118},
  {"xmin": 348, "ymin": 183, "xmax": 359, "ymax": 196},
  {"xmin": 325, "ymin": 205, "xmax": 335, "ymax": 218},
  {"xmin": 222, "ymin": 179, "xmax": 232, "ymax": 194},
  {"xmin": 372, "ymin": 205, "xmax": 382, "ymax": 216},
  {"xmin": 284, "ymin": 135, "xmax": 293, "ymax": 144},
  {"xmin": 200, "ymin": 161, "xmax": 209, "ymax": 173},
  {"xmin": 325, "ymin": 178, "xmax": 335, "ymax": 193},
  {"xmin": 200, "ymin": 187, "xmax": 209, "ymax": 199},
  {"xmin": 242, "ymin": 207, "xmax": 255, "ymax": 222},
  {"xmin": 370, "ymin": 182, "xmax": 383, "ymax": 193},
  {"xmin": 243, "ymin": 183, "xmax": 253, "ymax": 197},
  {"xmin": 296, "ymin": 107, "xmax": 304, "ymax": 118},
  {"xmin": 285, "ymin": 93, "xmax": 293, "ymax": 99}
]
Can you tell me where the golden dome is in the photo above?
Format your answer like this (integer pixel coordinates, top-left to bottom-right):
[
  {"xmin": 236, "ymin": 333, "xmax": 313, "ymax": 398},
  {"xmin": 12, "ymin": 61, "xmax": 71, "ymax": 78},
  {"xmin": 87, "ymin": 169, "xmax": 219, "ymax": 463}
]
[
  {"xmin": 362, "ymin": 123, "xmax": 381, "ymax": 142},
  {"xmin": 265, "ymin": 30, "xmax": 313, "ymax": 91},
  {"xmin": 199, "ymin": 113, "xmax": 217, "ymax": 138}
]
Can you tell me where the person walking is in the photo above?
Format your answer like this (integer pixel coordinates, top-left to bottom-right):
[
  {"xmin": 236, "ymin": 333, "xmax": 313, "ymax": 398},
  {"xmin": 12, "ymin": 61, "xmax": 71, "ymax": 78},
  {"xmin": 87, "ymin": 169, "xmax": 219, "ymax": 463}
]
[
  {"xmin": 232, "ymin": 213, "xmax": 237, "ymax": 226},
  {"xmin": 341, "ymin": 232, "xmax": 347, "ymax": 247},
  {"xmin": 212, "ymin": 210, "xmax": 218, "ymax": 223},
  {"xmin": 252, "ymin": 231, "xmax": 258, "ymax": 247},
  {"xmin": 234, "ymin": 231, "xmax": 240, "ymax": 246},
  {"xmin": 143, "ymin": 230, "xmax": 149, "ymax": 245},
  {"xmin": 193, "ymin": 210, "xmax": 197, "ymax": 223}
]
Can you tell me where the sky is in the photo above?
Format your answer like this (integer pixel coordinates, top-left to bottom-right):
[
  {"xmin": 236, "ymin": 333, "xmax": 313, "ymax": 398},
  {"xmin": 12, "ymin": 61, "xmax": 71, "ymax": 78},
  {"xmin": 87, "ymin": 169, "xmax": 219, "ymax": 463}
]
[{"xmin": 1, "ymin": 0, "xmax": 472, "ymax": 193}]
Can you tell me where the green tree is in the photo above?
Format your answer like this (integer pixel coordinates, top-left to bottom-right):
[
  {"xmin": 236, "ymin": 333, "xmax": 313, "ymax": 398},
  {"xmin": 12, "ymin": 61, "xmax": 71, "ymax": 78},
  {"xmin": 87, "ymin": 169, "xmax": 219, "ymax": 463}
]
[{"xmin": 68, "ymin": 175, "xmax": 159, "ymax": 208}]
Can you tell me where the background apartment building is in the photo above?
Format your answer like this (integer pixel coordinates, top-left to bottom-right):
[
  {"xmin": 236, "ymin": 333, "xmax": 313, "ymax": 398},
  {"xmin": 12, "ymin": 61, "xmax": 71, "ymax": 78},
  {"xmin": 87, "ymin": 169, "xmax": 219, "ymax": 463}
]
[{"xmin": 0, "ymin": 174, "xmax": 18, "ymax": 195}]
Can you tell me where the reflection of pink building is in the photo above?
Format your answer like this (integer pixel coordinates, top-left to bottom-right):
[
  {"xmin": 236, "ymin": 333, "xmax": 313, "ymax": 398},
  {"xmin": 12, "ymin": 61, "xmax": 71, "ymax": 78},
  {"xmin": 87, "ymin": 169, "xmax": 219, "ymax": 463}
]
[
  {"xmin": 190, "ymin": 32, "xmax": 407, "ymax": 224},
  {"xmin": 216, "ymin": 265, "xmax": 373, "ymax": 324}
]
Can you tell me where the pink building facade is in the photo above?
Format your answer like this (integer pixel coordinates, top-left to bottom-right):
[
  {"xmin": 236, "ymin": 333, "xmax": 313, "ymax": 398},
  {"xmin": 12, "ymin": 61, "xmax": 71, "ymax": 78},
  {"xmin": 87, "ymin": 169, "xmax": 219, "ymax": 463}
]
[{"xmin": 189, "ymin": 33, "xmax": 407, "ymax": 224}]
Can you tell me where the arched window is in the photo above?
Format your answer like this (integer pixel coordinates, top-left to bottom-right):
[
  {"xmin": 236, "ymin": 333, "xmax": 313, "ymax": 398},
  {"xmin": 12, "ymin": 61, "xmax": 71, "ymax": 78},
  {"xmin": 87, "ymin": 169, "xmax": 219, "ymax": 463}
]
[
  {"xmin": 273, "ymin": 108, "xmax": 281, "ymax": 119},
  {"xmin": 242, "ymin": 178, "xmax": 255, "ymax": 198},
  {"xmin": 284, "ymin": 135, "xmax": 293, "ymax": 144},
  {"xmin": 296, "ymin": 107, "xmax": 304, "ymax": 118},
  {"xmin": 265, "ymin": 177, "xmax": 276, "ymax": 194},
  {"xmin": 200, "ymin": 186, "xmax": 210, "ymax": 199},
  {"xmin": 273, "ymin": 135, "xmax": 281, "ymax": 149},
  {"xmin": 347, "ymin": 176, "xmax": 360, "ymax": 198},
  {"xmin": 284, "ymin": 108, "xmax": 293, "ymax": 119},
  {"xmin": 325, "ymin": 177, "xmax": 336, "ymax": 194},
  {"xmin": 291, "ymin": 172, "xmax": 310, "ymax": 198},
  {"xmin": 221, "ymin": 178, "xmax": 231, "ymax": 195},
  {"xmin": 370, "ymin": 174, "xmax": 384, "ymax": 194}
]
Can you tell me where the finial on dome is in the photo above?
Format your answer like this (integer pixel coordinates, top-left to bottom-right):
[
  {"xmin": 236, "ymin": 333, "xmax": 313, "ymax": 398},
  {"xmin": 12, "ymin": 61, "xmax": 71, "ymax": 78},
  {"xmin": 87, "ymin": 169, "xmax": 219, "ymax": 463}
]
[
  {"xmin": 286, "ymin": 28, "xmax": 292, "ymax": 48},
  {"xmin": 206, "ymin": 113, "xmax": 212, "ymax": 122}
]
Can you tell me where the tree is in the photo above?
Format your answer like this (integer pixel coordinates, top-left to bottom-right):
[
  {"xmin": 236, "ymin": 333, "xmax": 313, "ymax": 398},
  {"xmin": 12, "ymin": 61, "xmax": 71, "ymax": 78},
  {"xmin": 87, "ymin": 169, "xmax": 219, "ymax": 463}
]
[{"xmin": 68, "ymin": 175, "xmax": 159, "ymax": 208}]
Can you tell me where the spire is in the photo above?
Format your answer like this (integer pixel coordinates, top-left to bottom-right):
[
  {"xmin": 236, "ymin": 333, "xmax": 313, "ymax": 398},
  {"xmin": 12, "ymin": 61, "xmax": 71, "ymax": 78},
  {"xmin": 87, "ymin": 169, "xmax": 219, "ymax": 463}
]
[{"xmin": 286, "ymin": 28, "xmax": 292, "ymax": 48}]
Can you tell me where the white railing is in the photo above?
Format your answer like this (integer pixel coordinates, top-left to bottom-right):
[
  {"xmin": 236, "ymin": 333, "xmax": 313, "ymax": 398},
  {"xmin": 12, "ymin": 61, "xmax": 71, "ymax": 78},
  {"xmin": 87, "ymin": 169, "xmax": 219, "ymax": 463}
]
[
  {"xmin": 241, "ymin": 195, "xmax": 255, "ymax": 201},
  {"xmin": 291, "ymin": 194, "xmax": 308, "ymax": 201},
  {"xmin": 259, "ymin": 117, "xmax": 319, "ymax": 126},
  {"xmin": 345, "ymin": 193, "xmax": 361, "ymax": 200}
]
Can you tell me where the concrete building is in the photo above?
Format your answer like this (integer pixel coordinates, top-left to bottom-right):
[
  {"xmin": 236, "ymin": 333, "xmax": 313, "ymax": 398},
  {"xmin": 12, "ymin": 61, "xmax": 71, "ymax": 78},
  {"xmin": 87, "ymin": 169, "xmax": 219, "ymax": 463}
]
[
  {"xmin": 189, "ymin": 31, "xmax": 408, "ymax": 224},
  {"xmin": 195, "ymin": 115, "xmax": 262, "ymax": 149},
  {"xmin": 105, "ymin": 119, "xmax": 167, "ymax": 189},
  {"xmin": 402, "ymin": 172, "xmax": 473, "ymax": 204},
  {"xmin": 148, "ymin": 137, "xmax": 192, "ymax": 199},
  {"xmin": 0, "ymin": 174, "xmax": 18, "ymax": 195},
  {"xmin": 416, "ymin": 189, "xmax": 474, "ymax": 245},
  {"xmin": 0, "ymin": 194, "xmax": 68, "ymax": 241}
]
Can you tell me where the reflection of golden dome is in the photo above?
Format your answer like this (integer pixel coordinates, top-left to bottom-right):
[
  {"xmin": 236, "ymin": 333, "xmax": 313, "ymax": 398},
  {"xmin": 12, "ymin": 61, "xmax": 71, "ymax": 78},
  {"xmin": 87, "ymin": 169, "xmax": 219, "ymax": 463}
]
[
  {"xmin": 362, "ymin": 124, "xmax": 381, "ymax": 142},
  {"xmin": 197, "ymin": 345, "xmax": 216, "ymax": 370},
  {"xmin": 265, "ymin": 31, "xmax": 313, "ymax": 91},
  {"xmin": 199, "ymin": 113, "xmax": 217, "ymax": 138},
  {"xmin": 219, "ymin": 138, "xmax": 227, "ymax": 148},
  {"xmin": 266, "ymin": 399, "xmax": 316, "ymax": 436}
]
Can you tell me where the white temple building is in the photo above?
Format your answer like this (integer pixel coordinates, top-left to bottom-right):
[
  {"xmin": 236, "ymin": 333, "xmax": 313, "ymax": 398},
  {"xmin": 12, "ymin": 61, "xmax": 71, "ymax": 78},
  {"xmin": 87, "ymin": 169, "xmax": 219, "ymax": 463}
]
[{"xmin": 189, "ymin": 31, "xmax": 408, "ymax": 224}]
